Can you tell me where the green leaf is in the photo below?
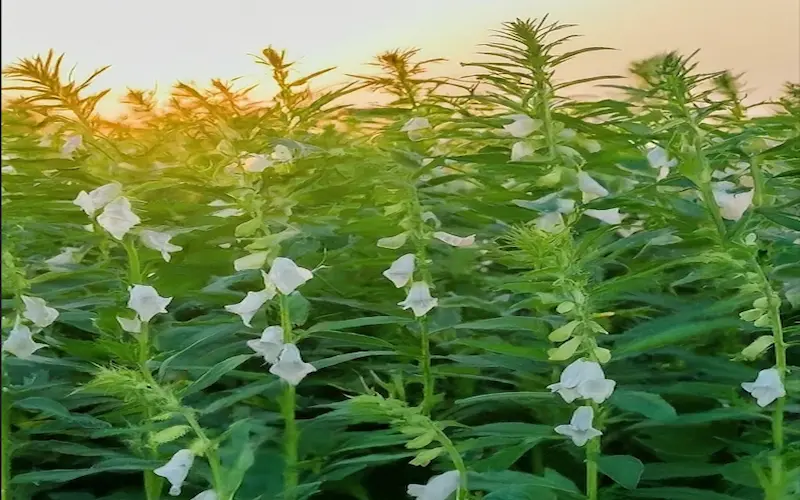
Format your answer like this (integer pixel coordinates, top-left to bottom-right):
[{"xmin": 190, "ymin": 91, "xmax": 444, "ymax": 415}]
[
  {"xmin": 410, "ymin": 447, "xmax": 443, "ymax": 466},
  {"xmin": 307, "ymin": 315, "xmax": 411, "ymax": 333},
  {"xmin": 311, "ymin": 350, "xmax": 396, "ymax": 370},
  {"xmin": 287, "ymin": 291, "xmax": 311, "ymax": 326},
  {"xmin": 597, "ymin": 455, "xmax": 644, "ymax": 489},
  {"xmin": 433, "ymin": 316, "xmax": 547, "ymax": 333},
  {"xmin": 629, "ymin": 487, "xmax": 745, "ymax": 500},
  {"xmin": 609, "ymin": 391, "xmax": 677, "ymax": 421},
  {"xmin": 12, "ymin": 457, "xmax": 161, "ymax": 484},
  {"xmin": 182, "ymin": 354, "xmax": 253, "ymax": 397}
]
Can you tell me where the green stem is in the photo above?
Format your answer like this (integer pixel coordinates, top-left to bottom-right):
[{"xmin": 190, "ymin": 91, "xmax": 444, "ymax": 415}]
[
  {"xmin": 698, "ymin": 182, "xmax": 727, "ymax": 240},
  {"xmin": 436, "ymin": 429, "xmax": 469, "ymax": 500},
  {"xmin": 1, "ymin": 382, "xmax": 12, "ymax": 500},
  {"xmin": 419, "ymin": 316, "xmax": 434, "ymax": 415},
  {"xmin": 749, "ymin": 155, "xmax": 765, "ymax": 208},
  {"xmin": 279, "ymin": 294, "xmax": 299, "ymax": 500},
  {"xmin": 586, "ymin": 437, "xmax": 600, "ymax": 500},
  {"xmin": 183, "ymin": 411, "xmax": 225, "ymax": 496},
  {"xmin": 122, "ymin": 237, "xmax": 142, "ymax": 284}
]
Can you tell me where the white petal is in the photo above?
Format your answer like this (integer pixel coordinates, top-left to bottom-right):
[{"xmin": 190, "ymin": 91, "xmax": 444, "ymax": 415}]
[
  {"xmin": 191, "ymin": 491, "xmax": 218, "ymax": 500},
  {"xmin": 269, "ymin": 343, "xmax": 316, "ymax": 386},
  {"xmin": 268, "ymin": 257, "xmax": 313, "ymax": 295},
  {"xmin": 154, "ymin": 449, "xmax": 194, "ymax": 496},
  {"xmin": 97, "ymin": 197, "xmax": 141, "ymax": 240},
  {"xmin": 60, "ymin": 134, "xmax": 83, "ymax": 158},
  {"xmin": 116, "ymin": 315, "xmax": 142, "ymax": 333},
  {"xmin": 646, "ymin": 146, "xmax": 677, "ymax": 170},
  {"xmin": 382, "ymin": 254, "xmax": 416, "ymax": 288},
  {"xmin": 212, "ymin": 208, "xmax": 245, "ymax": 218},
  {"xmin": 72, "ymin": 182, "xmax": 122, "ymax": 216},
  {"xmin": 21, "ymin": 296, "xmax": 59, "ymax": 328},
  {"xmin": 140, "ymin": 230, "xmax": 182, "ymax": 262},
  {"xmin": 127, "ymin": 285, "xmax": 172, "ymax": 323},
  {"xmin": 577, "ymin": 378, "xmax": 617, "ymax": 404},
  {"xmin": 271, "ymin": 144, "xmax": 293, "ymax": 162},
  {"xmin": 408, "ymin": 470, "xmax": 460, "ymax": 500},
  {"xmin": 234, "ymin": 252, "xmax": 268, "ymax": 271},
  {"xmin": 570, "ymin": 405, "xmax": 596, "ymax": 430},
  {"xmin": 511, "ymin": 141, "xmax": 535, "ymax": 162},
  {"xmin": 2, "ymin": 322, "xmax": 46, "ymax": 359},
  {"xmin": 398, "ymin": 282, "xmax": 438, "ymax": 317},
  {"xmin": 401, "ymin": 117, "xmax": 430, "ymax": 132},
  {"xmin": 433, "ymin": 231, "xmax": 475, "ymax": 247},
  {"xmin": 225, "ymin": 290, "xmax": 271, "ymax": 327},
  {"xmin": 45, "ymin": 247, "xmax": 83, "ymax": 271},
  {"xmin": 584, "ymin": 208, "xmax": 626, "ymax": 225},
  {"xmin": 713, "ymin": 188, "xmax": 753, "ymax": 221},
  {"xmin": 503, "ymin": 116, "xmax": 540, "ymax": 138},
  {"xmin": 535, "ymin": 212, "xmax": 565, "ymax": 233},
  {"xmin": 377, "ymin": 232, "xmax": 408, "ymax": 249},
  {"xmin": 577, "ymin": 172, "xmax": 609, "ymax": 202},
  {"xmin": 243, "ymin": 154, "xmax": 273, "ymax": 173},
  {"xmin": 247, "ymin": 325, "xmax": 285, "ymax": 363}
]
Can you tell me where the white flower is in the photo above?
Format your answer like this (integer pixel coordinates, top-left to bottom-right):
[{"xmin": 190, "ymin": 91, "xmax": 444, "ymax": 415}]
[
  {"xmin": 383, "ymin": 254, "xmax": 416, "ymax": 288},
  {"xmin": 547, "ymin": 359, "xmax": 616, "ymax": 404},
  {"xmin": 577, "ymin": 172, "xmax": 609, "ymax": 203},
  {"xmin": 584, "ymin": 208, "xmax": 626, "ymax": 225},
  {"xmin": 208, "ymin": 199, "xmax": 231, "ymax": 207},
  {"xmin": 73, "ymin": 182, "xmax": 123, "ymax": 216},
  {"xmin": 271, "ymin": 144, "xmax": 293, "ymax": 162},
  {"xmin": 269, "ymin": 343, "xmax": 316, "ymax": 386},
  {"xmin": 401, "ymin": 117, "xmax": 431, "ymax": 141},
  {"xmin": 191, "ymin": 491, "xmax": 218, "ymax": 500},
  {"xmin": 243, "ymin": 154, "xmax": 273, "ymax": 173},
  {"xmin": 433, "ymin": 231, "xmax": 475, "ymax": 247},
  {"xmin": 234, "ymin": 252, "xmax": 269, "ymax": 271},
  {"xmin": 558, "ymin": 128, "xmax": 577, "ymax": 141},
  {"xmin": 247, "ymin": 325, "xmax": 284, "ymax": 363},
  {"xmin": 712, "ymin": 185, "xmax": 754, "ymax": 221},
  {"xmin": 407, "ymin": 470, "xmax": 460, "ymax": 500},
  {"xmin": 268, "ymin": 257, "xmax": 313, "ymax": 295},
  {"xmin": 116, "ymin": 315, "xmax": 142, "ymax": 333},
  {"xmin": 511, "ymin": 141, "xmax": 535, "ymax": 162},
  {"xmin": 21, "ymin": 296, "xmax": 59, "ymax": 328},
  {"xmin": 61, "ymin": 134, "xmax": 83, "ymax": 158},
  {"xmin": 398, "ymin": 282, "xmax": 438, "ymax": 317},
  {"xmin": 140, "ymin": 230, "xmax": 182, "ymax": 262},
  {"xmin": 154, "ymin": 449, "xmax": 194, "ymax": 496},
  {"xmin": 741, "ymin": 368, "xmax": 785, "ymax": 407},
  {"xmin": 555, "ymin": 406, "xmax": 602, "ymax": 447},
  {"xmin": 2, "ymin": 321, "xmax": 46, "ymax": 359},
  {"xmin": 378, "ymin": 232, "xmax": 408, "ymax": 249},
  {"xmin": 646, "ymin": 146, "xmax": 677, "ymax": 180},
  {"xmin": 503, "ymin": 115, "xmax": 541, "ymax": 138},
  {"xmin": 212, "ymin": 208, "xmax": 245, "ymax": 218},
  {"xmin": 97, "ymin": 197, "xmax": 141, "ymax": 240},
  {"xmin": 127, "ymin": 285, "xmax": 172, "ymax": 323},
  {"xmin": 535, "ymin": 212, "xmax": 566, "ymax": 233},
  {"xmin": 45, "ymin": 247, "xmax": 82, "ymax": 271},
  {"xmin": 225, "ymin": 290, "xmax": 271, "ymax": 327},
  {"xmin": 2, "ymin": 165, "xmax": 18, "ymax": 175}
]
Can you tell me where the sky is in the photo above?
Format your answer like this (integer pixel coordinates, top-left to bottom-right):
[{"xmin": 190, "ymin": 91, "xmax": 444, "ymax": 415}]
[{"xmin": 2, "ymin": 0, "xmax": 799, "ymax": 114}]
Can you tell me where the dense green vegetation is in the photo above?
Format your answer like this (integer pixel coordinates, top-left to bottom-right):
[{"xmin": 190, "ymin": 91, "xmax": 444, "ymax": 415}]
[{"xmin": 1, "ymin": 17, "xmax": 799, "ymax": 500}]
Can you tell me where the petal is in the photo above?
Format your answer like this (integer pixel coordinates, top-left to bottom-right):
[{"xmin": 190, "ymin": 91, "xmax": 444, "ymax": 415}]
[
  {"xmin": 377, "ymin": 232, "xmax": 408, "ymax": 249},
  {"xmin": 116, "ymin": 315, "xmax": 142, "ymax": 333},
  {"xmin": 268, "ymin": 257, "xmax": 314, "ymax": 295},
  {"xmin": 433, "ymin": 231, "xmax": 475, "ymax": 247},
  {"xmin": 225, "ymin": 290, "xmax": 270, "ymax": 327}
]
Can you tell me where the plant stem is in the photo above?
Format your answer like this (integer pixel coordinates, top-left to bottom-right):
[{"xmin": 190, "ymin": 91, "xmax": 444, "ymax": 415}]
[
  {"xmin": 436, "ymin": 429, "xmax": 469, "ymax": 500},
  {"xmin": 585, "ymin": 437, "xmax": 600, "ymax": 500},
  {"xmin": 279, "ymin": 294, "xmax": 299, "ymax": 500},
  {"xmin": 419, "ymin": 316, "xmax": 434, "ymax": 416},
  {"xmin": 698, "ymin": 182, "xmax": 727, "ymax": 240},
  {"xmin": 183, "ymin": 411, "xmax": 225, "ymax": 496},
  {"xmin": 1, "ymin": 383, "xmax": 12, "ymax": 500}
]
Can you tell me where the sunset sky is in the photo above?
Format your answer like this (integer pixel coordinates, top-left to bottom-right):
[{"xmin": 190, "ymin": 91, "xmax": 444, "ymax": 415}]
[{"xmin": 2, "ymin": 0, "xmax": 798, "ymax": 114}]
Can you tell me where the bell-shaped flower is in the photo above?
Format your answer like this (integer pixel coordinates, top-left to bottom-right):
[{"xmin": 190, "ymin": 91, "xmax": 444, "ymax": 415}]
[
  {"xmin": 407, "ymin": 470, "xmax": 460, "ymax": 500},
  {"xmin": 212, "ymin": 208, "xmax": 245, "ymax": 218},
  {"xmin": 45, "ymin": 247, "xmax": 83, "ymax": 271},
  {"xmin": 577, "ymin": 172, "xmax": 609, "ymax": 203},
  {"xmin": 234, "ymin": 251, "xmax": 268, "ymax": 272},
  {"xmin": 154, "ymin": 449, "xmax": 194, "ymax": 496},
  {"xmin": 97, "ymin": 197, "xmax": 141, "ymax": 240},
  {"xmin": 269, "ymin": 343, "xmax": 317, "ymax": 386},
  {"xmin": 503, "ymin": 114, "xmax": 541, "ymax": 138},
  {"xmin": 116, "ymin": 314, "xmax": 142, "ymax": 333},
  {"xmin": 61, "ymin": 134, "xmax": 83, "ymax": 158},
  {"xmin": 243, "ymin": 154, "xmax": 273, "ymax": 173},
  {"xmin": 712, "ymin": 185, "xmax": 754, "ymax": 221},
  {"xmin": 555, "ymin": 406, "xmax": 602, "ymax": 447},
  {"xmin": 433, "ymin": 231, "xmax": 475, "ymax": 248},
  {"xmin": 398, "ymin": 281, "xmax": 438, "ymax": 317},
  {"xmin": 584, "ymin": 208, "xmax": 626, "ymax": 225},
  {"xmin": 191, "ymin": 491, "xmax": 218, "ymax": 500},
  {"xmin": 511, "ymin": 141, "xmax": 535, "ymax": 162},
  {"xmin": 383, "ymin": 254, "xmax": 416, "ymax": 288},
  {"xmin": 73, "ymin": 182, "xmax": 122, "ymax": 216},
  {"xmin": 271, "ymin": 144, "xmax": 293, "ymax": 162},
  {"xmin": 21, "ymin": 295, "xmax": 59, "ymax": 328},
  {"xmin": 225, "ymin": 289, "xmax": 271, "ymax": 327},
  {"xmin": 140, "ymin": 230, "xmax": 182, "ymax": 262},
  {"xmin": 646, "ymin": 145, "xmax": 677, "ymax": 180},
  {"xmin": 535, "ymin": 211, "xmax": 566, "ymax": 233},
  {"xmin": 547, "ymin": 359, "xmax": 616, "ymax": 403},
  {"xmin": 127, "ymin": 285, "xmax": 172, "ymax": 323},
  {"xmin": 247, "ymin": 325, "xmax": 285, "ymax": 364},
  {"xmin": 401, "ymin": 117, "xmax": 431, "ymax": 141},
  {"xmin": 741, "ymin": 368, "xmax": 785, "ymax": 407},
  {"xmin": 2, "ymin": 320, "xmax": 46, "ymax": 359},
  {"xmin": 378, "ymin": 232, "xmax": 408, "ymax": 249},
  {"xmin": 268, "ymin": 257, "xmax": 313, "ymax": 295}
]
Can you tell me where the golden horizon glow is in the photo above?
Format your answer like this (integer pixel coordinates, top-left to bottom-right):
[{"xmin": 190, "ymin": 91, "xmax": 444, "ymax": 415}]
[{"xmin": 2, "ymin": 0, "xmax": 798, "ymax": 114}]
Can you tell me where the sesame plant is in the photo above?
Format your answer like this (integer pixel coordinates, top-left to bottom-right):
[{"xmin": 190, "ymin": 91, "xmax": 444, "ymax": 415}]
[{"xmin": 2, "ymin": 16, "xmax": 799, "ymax": 500}]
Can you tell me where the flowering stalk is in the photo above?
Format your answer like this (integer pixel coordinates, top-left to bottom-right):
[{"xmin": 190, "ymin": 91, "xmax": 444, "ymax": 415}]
[
  {"xmin": 585, "ymin": 404, "xmax": 601, "ymax": 500},
  {"xmin": 1, "ymin": 377, "xmax": 11, "ymax": 500},
  {"xmin": 279, "ymin": 293, "xmax": 299, "ymax": 500},
  {"xmin": 410, "ymin": 189, "xmax": 435, "ymax": 415},
  {"xmin": 435, "ymin": 428, "xmax": 469, "ymax": 500}
]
